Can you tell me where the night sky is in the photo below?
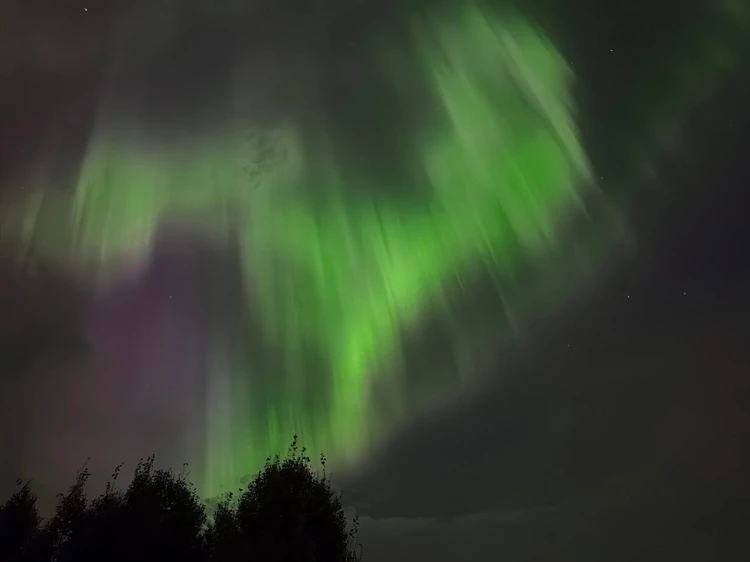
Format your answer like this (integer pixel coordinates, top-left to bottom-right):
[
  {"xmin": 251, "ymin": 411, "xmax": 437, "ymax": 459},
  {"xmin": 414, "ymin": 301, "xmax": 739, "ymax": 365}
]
[{"xmin": 1, "ymin": 1, "xmax": 749, "ymax": 561}]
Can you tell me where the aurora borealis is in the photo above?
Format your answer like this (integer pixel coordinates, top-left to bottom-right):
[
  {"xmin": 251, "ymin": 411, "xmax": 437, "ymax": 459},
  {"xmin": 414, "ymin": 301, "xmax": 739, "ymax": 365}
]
[{"xmin": 1, "ymin": 0, "xmax": 748, "ymax": 503}]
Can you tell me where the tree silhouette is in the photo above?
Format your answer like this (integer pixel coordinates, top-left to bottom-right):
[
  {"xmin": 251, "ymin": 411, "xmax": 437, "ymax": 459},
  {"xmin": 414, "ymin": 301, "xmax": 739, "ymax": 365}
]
[
  {"xmin": 208, "ymin": 435, "xmax": 360, "ymax": 562},
  {"xmin": 0, "ymin": 480, "xmax": 40, "ymax": 561},
  {"xmin": 45, "ymin": 457, "xmax": 207, "ymax": 562},
  {"xmin": 0, "ymin": 438, "xmax": 361, "ymax": 562}
]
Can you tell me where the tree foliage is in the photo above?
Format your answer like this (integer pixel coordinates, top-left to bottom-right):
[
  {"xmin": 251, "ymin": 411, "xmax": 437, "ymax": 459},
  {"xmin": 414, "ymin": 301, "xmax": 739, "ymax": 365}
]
[
  {"xmin": 0, "ymin": 481, "xmax": 40, "ymax": 560},
  {"xmin": 0, "ymin": 438, "xmax": 360, "ymax": 562}
]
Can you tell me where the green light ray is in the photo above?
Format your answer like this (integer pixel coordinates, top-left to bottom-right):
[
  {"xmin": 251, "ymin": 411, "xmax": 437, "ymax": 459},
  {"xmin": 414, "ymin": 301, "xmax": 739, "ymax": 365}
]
[{"xmin": 1, "ymin": 1, "xmax": 747, "ymax": 498}]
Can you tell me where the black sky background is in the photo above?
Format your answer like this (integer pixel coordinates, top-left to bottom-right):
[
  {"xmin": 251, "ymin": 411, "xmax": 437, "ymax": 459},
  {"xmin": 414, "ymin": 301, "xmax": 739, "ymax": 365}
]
[{"xmin": 2, "ymin": 1, "xmax": 749, "ymax": 561}]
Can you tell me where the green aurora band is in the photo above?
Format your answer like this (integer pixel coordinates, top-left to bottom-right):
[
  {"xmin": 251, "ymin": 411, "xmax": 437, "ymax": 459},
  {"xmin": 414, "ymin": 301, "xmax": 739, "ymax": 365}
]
[{"xmin": 1, "ymin": 1, "xmax": 748, "ymax": 497}]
